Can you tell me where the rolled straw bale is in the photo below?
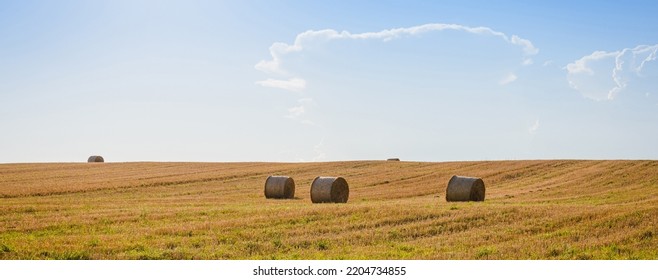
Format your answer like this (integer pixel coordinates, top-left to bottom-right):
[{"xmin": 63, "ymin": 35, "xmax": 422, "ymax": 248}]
[
  {"xmin": 87, "ymin": 155, "xmax": 104, "ymax": 163},
  {"xmin": 264, "ymin": 176, "xmax": 295, "ymax": 199},
  {"xmin": 445, "ymin": 175, "xmax": 485, "ymax": 202},
  {"xmin": 386, "ymin": 158, "xmax": 400, "ymax": 161},
  {"xmin": 311, "ymin": 176, "xmax": 349, "ymax": 203}
]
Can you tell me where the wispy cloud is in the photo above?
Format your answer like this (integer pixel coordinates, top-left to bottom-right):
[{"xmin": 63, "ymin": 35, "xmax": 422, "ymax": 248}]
[
  {"xmin": 255, "ymin": 23, "xmax": 538, "ymax": 92},
  {"xmin": 312, "ymin": 138, "xmax": 326, "ymax": 162},
  {"xmin": 565, "ymin": 44, "xmax": 658, "ymax": 100},
  {"xmin": 287, "ymin": 105, "xmax": 305, "ymax": 117},
  {"xmin": 255, "ymin": 78, "xmax": 306, "ymax": 92},
  {"xmin": 528, "ymin": 119, "xmax": 540, "ymax": 134},
  {"xmin": 285, "ymin": 98, "xmax": 315, "ymax": 125},
  {"xmin": 565, "ymin": 51, "xmax": 617, "ymax": 75},
  {"xmin": 499, "ymin": 73, "xmax": 518, "ymax": 85}
]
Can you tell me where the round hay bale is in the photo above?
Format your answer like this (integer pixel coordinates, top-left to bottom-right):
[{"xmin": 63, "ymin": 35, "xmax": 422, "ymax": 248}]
[
  {"xmin": 264, "ymin": 176, "xmax": 295, "ymax": 199},
  {"xmin": 445, "ymin": 175, "xmax": 485, "ymax": 202},
  {"xmin": 311, "ymin": 176, "xmax": 349, "ymax": 203},
  {"xmin": 87, "ymin": 156, "xmax": 104, "ymax": 163},
  {"xmin": 386, "ymin": 158, "xmax": 400, "ymax": 161}
]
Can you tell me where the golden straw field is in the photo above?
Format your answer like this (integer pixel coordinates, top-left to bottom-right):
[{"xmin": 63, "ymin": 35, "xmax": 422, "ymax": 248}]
[{"xmin": 1, "ymin": 160, "xmax": 657, "ymax": 260}]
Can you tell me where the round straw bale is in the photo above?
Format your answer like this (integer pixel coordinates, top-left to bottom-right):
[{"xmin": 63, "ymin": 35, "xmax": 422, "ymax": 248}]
[
  {"xmin": 311, "ymin": 176, "xmax": 349, "ymax": 203},
  {"xmin": 264, "ymin": 176, "xmax": 295, "ymax": 199},
  {"xmin": 87, "ymin": 155, "xmax": 104, "ymax": 163},
  {"xmin": 386, "ymin": 158, "xmax": 400, "ymax": 161},
  {"xmin": 445, "ymin": 175, "xmax": 485, "ymax": 202}
]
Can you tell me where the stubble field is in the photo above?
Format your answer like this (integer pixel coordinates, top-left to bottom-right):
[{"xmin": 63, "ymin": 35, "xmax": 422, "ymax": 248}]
[{"xmin": 1, "ymin": 160, "xmax": 657, "ymax": 259}]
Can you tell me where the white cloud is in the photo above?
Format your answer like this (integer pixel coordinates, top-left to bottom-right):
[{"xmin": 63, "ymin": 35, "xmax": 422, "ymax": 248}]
[
  {"xmin": 543, "ymin": 60, "xmax": 554, "ymax": 66},
  {"xmin": 256, "ymin": 23, "xmax": 541, "ymax": 144},
  {"xmin": 565, "ymin": 51, "xmax": 617, "ymax": 75},
  {"xmin": 312, "ymin": 139, "xmax": 326, "ymax": 162},
  {"xmin": 285, "ymin": 98, "xmax": 316, "ymax": 125},
  {"xmin": 528, "ymin": 119, "xmax": 540, "ymax": 134},
  {"xmin": 638, "ymin": 46, "xmax": 657, "ymax": 72},
  {"xmin": 565, "ymin": 44, "xmax": 658, "ymax": 100},
  {"xmin": 255, "ymin": 78, "xmax": 306, "ymax": 92},
  {"xmin": 499, "ymin": 73, "xmax": 518, "ymax": 85},
  {"xmin": 255, "ymin": 23, "xmax": 539, "ymax": 91},
  {"xmin": 287, "ymin": 105, "xmax": 305, "ymax": 117}
]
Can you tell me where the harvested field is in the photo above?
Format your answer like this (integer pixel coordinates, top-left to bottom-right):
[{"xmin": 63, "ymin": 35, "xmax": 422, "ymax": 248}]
[{"xmin": 0, "ymin": 160, "xmax": 657, "ymax": 259}]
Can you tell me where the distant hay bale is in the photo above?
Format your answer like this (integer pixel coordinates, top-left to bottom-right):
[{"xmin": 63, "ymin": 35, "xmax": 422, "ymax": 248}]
[
  {"xmin": 87, "ymin": 156, "xmax": 104, "ymax": 163},
  {"xmin": 387, "ymin": 158, "xmax": 400, "ymax": 161},
  {"xmin": 446, "ymin": 175, "xmax": 485, "ymax": 202},
  {"xmin": 264, "ymin": 176, "xmax": 295, "ymax": 199},
  {"xmin": 311, "ymin": 176, "xmax": 349, "ymax": 203}
]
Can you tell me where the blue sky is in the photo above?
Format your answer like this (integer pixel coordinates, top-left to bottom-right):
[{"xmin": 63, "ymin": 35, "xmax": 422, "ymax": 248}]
[{"xmin": 1, "ymin": 0, "xmax": 657, "ymax": 163}]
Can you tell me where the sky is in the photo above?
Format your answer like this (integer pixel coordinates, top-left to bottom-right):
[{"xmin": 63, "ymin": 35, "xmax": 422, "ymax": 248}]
[{"xmin": 1, "ymin": 0, "xmax": 657, "ymax": 163}]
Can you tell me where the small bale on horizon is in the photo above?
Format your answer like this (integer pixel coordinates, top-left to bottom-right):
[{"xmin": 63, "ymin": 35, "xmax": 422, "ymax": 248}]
[
  {"xmin": 87, "ymin": 156, "xmax": 104, "ymax": 163},
  {"xmin": 386, "ymin": 158, "xmax": 400, "ymax": 161},
  {"xmin": 311, "ymin": 176, "xmax": 349, "ymax": 203},
  {"xmin": 445, "ymin": 175, "xmax": 485, "ymax": 202},
  {"xmin": 264, "ymin": 176, "xmax": 295, "ymax": 199}
]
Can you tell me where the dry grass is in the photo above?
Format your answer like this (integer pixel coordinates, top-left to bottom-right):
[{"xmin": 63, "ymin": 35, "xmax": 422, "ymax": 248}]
[{"xmin": 1, "ymin": 160, "xmax": 657, "ymax": 259}]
